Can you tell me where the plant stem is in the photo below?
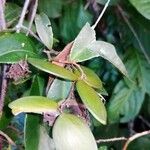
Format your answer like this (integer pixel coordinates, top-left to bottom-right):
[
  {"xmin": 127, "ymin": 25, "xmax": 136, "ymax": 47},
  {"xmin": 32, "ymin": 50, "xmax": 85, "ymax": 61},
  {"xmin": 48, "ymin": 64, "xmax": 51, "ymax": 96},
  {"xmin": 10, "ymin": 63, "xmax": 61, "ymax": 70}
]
[
  {"xmin": 97, "ymin": 137, "xmax": 127, "ymax": 143},
  {"xmin": 0, "ymin": 0, "xmax": 6, "ymax": 30},
  {"xmin": 117, "ymin": 5, "xmax": 150, "ymax": 64},
  {"xmin": 0, "ymin": 0, "xmax": 8, "ymax": 114},
  {"xmin": 16, "ymin": 0, "xmax": 30, "ymax": 33},
  {"xmin": 0, "ymin": 130, "xmax": 16, "ymax": 146},
  {"xmin": 123, "ymin": 130, "xmax": 150, "ymax": 150},
  {"xmin": 26, "ymin": 0, "xmax": 38, "ymax": 36},
  {"xmin": 139, "ymin": 115, "xmax": 150, "ymax": 128},
  {"xmin": 21, "ymin": 25, "xmax": 42, "ymax": 42},
  {"xmin": 92, "ymin": 0, "xmax": 110, "ymax": 29}
]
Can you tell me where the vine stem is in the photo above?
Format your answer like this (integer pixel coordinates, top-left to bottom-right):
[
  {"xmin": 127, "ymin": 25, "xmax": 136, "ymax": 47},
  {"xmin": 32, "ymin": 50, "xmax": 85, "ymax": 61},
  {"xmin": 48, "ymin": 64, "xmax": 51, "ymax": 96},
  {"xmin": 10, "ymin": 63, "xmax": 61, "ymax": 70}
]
[
  {"xmin": 16, "ymin": 0, "xmax": 30, "ymax": 33},
  {"xmin": 0, "ymin": 0, "xmax": 6, "ymax": 30},
  {"xmin": 97, "ymin": 130, "xmax": 150, "ymax": 150},
  {"xmin": 0, "ymin": 0, "xmax": 8, "ymax": 114},
  {"xmin": 117, "ymin": 5, "xmax": 150, "ymax": 64},
  {"xmin": 0, "ymin": 130, "xmax": 16, "ymax": 146},
  {"xmin": 123, "ymin": 130, "xmax": 150, "ymax": 150},
  {"xmin": 96, "ymin": 137, "xmax": 127, "ymax": 143},
  {"xmin": 26, "ymin": 0, "xmax": 38, "ymax": 36},
  {"xmin": 92, "ymin": 0, "xmax": 110, "ymax": 29},
  {"xmin": 21, "ymin": 25, "xmax": 42, "ymax": 42},
  {"xmin": 139, "ymin": 115, "xmax": 150, "ymax": 128}
]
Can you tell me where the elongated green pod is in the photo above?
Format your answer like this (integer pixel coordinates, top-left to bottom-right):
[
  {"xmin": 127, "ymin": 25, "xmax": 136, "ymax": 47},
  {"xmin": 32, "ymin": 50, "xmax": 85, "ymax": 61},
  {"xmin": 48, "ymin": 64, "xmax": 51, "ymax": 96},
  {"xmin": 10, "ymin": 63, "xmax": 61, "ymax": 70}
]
[
  {"xmin": 76, "ymin": 80, "xmax": 107, "ymax": 124},
  {"xmin": 28, "ymin": 58, "xmax": 78, "ymax": 81},
  {"xmin": 53, "ymin": 113, "xmax": 98, "ymax": 150},
  {"xmin": 8, "ymin": 96, "xmax": 59, "ymax": 115}
]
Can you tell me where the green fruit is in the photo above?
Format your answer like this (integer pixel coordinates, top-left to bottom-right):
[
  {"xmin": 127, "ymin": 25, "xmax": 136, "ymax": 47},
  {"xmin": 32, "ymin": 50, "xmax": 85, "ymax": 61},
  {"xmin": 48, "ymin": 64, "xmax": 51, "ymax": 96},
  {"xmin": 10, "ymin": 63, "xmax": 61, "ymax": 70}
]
[{"xmin": 53, "ymin": 113, "xmax": 98, "ymax": 150}]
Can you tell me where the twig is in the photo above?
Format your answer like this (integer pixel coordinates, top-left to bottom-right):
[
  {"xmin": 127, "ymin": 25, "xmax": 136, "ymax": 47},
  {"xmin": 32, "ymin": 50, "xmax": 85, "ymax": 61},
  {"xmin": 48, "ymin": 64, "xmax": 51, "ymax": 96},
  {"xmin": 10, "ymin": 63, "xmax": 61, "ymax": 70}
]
[
  {"xmin": 128, "ymin": 120, "xmax": 136, "ymax": 136},
  {"xmin": 0, "ymin": 65, "xmax": 8, "ymax": 112},
  {"xmin": 0, "ymin": 0, "xmax": 8, "ymax": 113},
  {"xmin": 26, "ymin": 0, "xmax": 38, "ymax": 36},
  {"xmin": 123, "ymin": 130, "xmax": 150, "ymax": 150},
  {"xmin": 96, "ymin": 137, "xmax": 127, "ymax": 143},
  {"xmin": 16, "ymin": 0, "xmax": 30, "ymax": 33},
  {"xmin": 139, "ymin": 115, "xmax": 150, "ymax": 128},
  {"xmin": 84, "ymin": 1, "xmax": 90, "ymax": 10},
  {"xmin": 21, "ymin": 25, "xmax": 42, "ymax": 42},
  {"xmin": 0, "ymin": 0, "xmax": 6, "ymax": 30},
  {"xmin": 0, "ymin": 130, "xmax": 16, "ymax": 146},
  {"xmin": 117, "ymin": 5, "xmax": 150, "ymax": 64},
  {"xmin": 92, "ymin": 0, "xmax": 110, "ymax": 29}
]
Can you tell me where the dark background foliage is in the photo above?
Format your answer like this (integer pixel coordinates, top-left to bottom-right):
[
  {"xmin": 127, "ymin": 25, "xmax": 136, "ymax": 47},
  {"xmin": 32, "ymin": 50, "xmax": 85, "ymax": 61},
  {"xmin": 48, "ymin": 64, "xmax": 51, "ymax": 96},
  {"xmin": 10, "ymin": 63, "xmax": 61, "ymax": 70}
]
[{"xmin": 0, "ymin": 0, "xmax": 150, "ymax": 149}]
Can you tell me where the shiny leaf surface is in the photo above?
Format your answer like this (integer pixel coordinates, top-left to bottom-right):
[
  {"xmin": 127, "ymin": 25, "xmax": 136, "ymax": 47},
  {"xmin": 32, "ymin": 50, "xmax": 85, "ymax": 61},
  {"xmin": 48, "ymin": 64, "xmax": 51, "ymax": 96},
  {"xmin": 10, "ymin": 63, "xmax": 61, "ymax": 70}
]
[
  {"xmin": 8, "ymin": 96, "xmax": 59, "ymax": 115},
  {"xmin": 35, "ymin": 13, "xmax": 53, "ymax": 49},
  {"xmin": 70, "ymin": 23, "xmax": 127, "ymax": 76},
  {"xmin": 90, "ymin": 41, "xmax": 127, "ymax": 76},
  {"xmin": 129, "ymin": 0, "xmax": 150, "ymax": 20},
  {"xmin": 76, "ymin": 80, "xmax": 107, "ymax": 124},
  {"xmin": 70, "ymin": 23, "xmax": 98, "ymax": 62},
  {"xmin": 47, "ymin": 79, "xmax": 72, "ymax": 101},
  {"xmin": 74, "ymin": 65, "xmax": 103, "ymax": 89},
  {"xmin": 0, "ymin": 33, "xmax": 38, "ymax": 63},
  {"xmin": 53, "ymin": 113, "xmax": 98, "ymax": 150},
  {"xmin": 28, "ymin": 58, "xmax": 78, "ymax": 81}
]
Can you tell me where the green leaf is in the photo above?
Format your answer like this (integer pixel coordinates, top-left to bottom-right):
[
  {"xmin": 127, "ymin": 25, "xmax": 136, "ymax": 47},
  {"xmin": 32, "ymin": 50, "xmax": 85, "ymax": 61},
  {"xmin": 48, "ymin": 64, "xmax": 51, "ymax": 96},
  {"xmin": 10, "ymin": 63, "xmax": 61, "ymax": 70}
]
[
  {"xmin": 28, "ymin": 58, "xmax": 78, "ymax": 81},
  {"xmin": 29, "ymin": 76, "xmax": 45, "ymax": 96},
  {"xmin": 8, "ymin": 96, "xmax": 59, "ymax": 115},
  {"xmin": 70, "ymin": 24, "xmax": 127, "ymax": 76},
  {"xmin": 25, "ymin": 114, "xmax": 40, "ymax": 150},
  {"xmin": 38, "ymin": 0, "xmax": 62, "ymax": 18},
  {"xmin": 5, "ymin": 3, "xmax": 22, "ymax": 27},
  {"xmin": 70, "ymin": 23, "xmax": 98, "ymax": 62},
  {"xmin": 99, "ymin": 146, "xmax": 108, "ymax": 150},
  {"xmin": 38, "ymin": 126, "xmax": 55, "ymax": 150},
  {"xmin": 125, "ymin": 49, "xmax": 150, "ymax": 94},
  {"xmin": 108, "ymin": 80, "xmax": 145, "ymax": 123},
  {"xmin": 0, "ymin": 33, "xmax": 38, "ymax": 63},
  {"xmin": 89, "ymin": 41, "xmax": 127, "ymax": 76},
  {"xmin": 76, "ymin": 80, "xmax": 107, "ymax": 124},
  {"xmin": 53, "ymin": 113, "xmax": 98, "ymax": 150},
  {"xmin": 35, "ymin": 13, "xmax": 53, "ymax": 49},
  {"xmin": 129, "ymin": 0, "xmax": 150, "ymax": 20},
  {"xmin": 25, "ymin": 75, "xmax": 44, "ymax": 150},
  {"xmin": 47, "ymin": 79, "xmax": 72, "ymax": 101},
  {"xmin": 74, "ymin": 65, "xmax": 103, "ymax": 89},
  {"xmin": 60, "ymin": 3, "xmax": 92, "ymax": 43}
]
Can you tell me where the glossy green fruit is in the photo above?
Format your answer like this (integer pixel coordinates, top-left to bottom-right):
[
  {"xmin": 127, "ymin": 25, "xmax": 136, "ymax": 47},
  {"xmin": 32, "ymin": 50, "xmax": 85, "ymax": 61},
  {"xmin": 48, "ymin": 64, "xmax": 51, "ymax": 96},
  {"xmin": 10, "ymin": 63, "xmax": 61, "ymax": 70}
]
[{"xmin": 53, "ymin": 113, "xmax": 98, "ymax": 150}]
